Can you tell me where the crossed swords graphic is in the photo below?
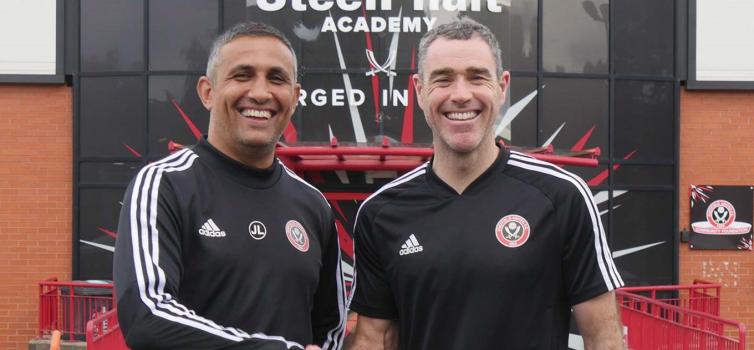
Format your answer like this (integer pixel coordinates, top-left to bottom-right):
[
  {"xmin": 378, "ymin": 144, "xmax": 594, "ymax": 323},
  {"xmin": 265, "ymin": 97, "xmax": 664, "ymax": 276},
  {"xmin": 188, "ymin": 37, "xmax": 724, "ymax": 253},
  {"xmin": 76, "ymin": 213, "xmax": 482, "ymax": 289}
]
[
  {"xmin": 713, "ymin": 207, "xmax": 730, "ymax": 223},
  {"xmin": 504, "ymin": 223, "xmax": 522, "ymax": 240},
  {"xmin": 365, "ymin": 49, "xmax": 397, "ymax": 76}
]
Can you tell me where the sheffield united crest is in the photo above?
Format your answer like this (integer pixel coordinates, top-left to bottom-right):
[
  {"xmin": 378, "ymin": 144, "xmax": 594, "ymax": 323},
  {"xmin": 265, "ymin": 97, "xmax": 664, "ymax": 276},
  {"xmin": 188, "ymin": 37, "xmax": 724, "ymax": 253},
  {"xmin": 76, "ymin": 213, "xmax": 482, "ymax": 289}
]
[
  {"xmin": 286, "ymin": 220, "xmax": 310, "ymax": 252},
  {"xmin": 495, "ymin": 215, "xmax": 531, "ymax": 248},
  {"xmin": 690, "ymin": 185, "xmax": 753, "ymax": 250}
]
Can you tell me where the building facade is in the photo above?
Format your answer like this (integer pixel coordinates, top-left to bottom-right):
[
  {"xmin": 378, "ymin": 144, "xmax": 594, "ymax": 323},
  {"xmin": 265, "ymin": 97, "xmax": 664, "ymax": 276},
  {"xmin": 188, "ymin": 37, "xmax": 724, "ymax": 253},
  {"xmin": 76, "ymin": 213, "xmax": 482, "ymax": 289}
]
[{"xmin": 1, "ymin": 0, "xmax": 753, "ymax": 349}]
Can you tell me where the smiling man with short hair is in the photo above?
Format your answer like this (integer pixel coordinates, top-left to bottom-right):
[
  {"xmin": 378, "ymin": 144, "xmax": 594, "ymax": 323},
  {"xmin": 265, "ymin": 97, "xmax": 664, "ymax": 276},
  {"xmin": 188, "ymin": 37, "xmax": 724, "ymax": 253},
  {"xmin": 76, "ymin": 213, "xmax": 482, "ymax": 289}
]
[
  {"xmin": 113, "ymin": 22, "xmax": 346, "ymax": 350},
  {"xmin": 346, "ymin": 19, "xmax": 625, "ymax": 350}
]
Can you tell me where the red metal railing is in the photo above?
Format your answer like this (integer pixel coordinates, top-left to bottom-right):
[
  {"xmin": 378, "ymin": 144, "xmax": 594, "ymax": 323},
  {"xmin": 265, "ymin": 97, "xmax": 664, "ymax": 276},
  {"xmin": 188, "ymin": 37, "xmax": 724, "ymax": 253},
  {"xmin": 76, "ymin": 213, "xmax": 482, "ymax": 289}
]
[
  {"xmin": 165, "ymin": 137, "xmax": 601, "ymax": 170},
  {"xmin": 619, "ymin": 279, "xmax": 721, "ymax": 316},
  {"xmin": 617, "ymin": 281, "xmax": 745, "ymax": 349},
  {"xmin": 275, "ymin": 139, "xmax": 600, "ymax": 171},
  {"xmin": 86, "ymin": 308, "xmax": 129, "ymax": 350},
  {"xmin": 39, "ymin": 278, "xmax": 114, "ymax": 341}
]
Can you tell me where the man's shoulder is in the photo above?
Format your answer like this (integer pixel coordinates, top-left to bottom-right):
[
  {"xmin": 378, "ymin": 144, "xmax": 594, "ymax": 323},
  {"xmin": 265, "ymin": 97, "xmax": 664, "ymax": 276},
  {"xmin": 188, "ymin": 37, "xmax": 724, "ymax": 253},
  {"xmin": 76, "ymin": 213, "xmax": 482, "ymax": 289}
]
[
  {"xmin": 505, "ymin": 151, "xmax": 587, "ymax": 200},
  {"xmin": 358, "ymin": 163, "xmax": 430, "ymax": 217},
  {"xmin": 128, "ymin": 148, "xmax": 201, "ymax": 188},
  {"xmin": 278, "ymin": 162, "xmax": 330, "ymax": 208}
]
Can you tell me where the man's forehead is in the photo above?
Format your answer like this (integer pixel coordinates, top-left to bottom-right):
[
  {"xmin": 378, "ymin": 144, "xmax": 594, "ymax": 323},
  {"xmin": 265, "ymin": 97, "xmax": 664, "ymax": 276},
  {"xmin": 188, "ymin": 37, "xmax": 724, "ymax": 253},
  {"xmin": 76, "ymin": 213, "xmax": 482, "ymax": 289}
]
[
  {"xmin": 426, "ymin": 35, "xmax": 493, "ymax": 53},
  {"xmin": 427, "ymin": 36, "xmax": 493, "ymax": 58},
  {"xmin": 423, "ymin": 36, "xmax": 496, "ymax": 72},
  {"xmin": 222, "ymin": 36, "xmax": 290, "ymax": 55},
  {"xmin": 218, "ymin": 36, "xmax": 295, "ymax": 70}
]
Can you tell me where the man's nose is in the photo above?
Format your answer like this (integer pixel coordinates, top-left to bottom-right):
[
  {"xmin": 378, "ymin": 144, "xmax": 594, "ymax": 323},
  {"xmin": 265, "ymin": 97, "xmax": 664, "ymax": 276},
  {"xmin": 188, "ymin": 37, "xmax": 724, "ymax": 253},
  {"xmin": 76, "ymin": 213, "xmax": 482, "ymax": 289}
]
[
  {"xmin": 449, "ymin": 78, "xmax": 472, "ymax": 104},
  {"xmin": 247, "ymin": 79, "xmax": 272, "ymax": 103}
]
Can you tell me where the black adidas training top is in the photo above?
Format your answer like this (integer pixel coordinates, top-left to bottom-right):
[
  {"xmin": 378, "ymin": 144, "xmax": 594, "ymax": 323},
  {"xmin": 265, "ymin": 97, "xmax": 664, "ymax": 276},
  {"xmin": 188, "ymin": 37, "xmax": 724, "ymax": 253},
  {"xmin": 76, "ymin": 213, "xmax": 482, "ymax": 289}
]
[
  {"xmin": 113, "ymin": 138, "xmax": 346, "ymax": 350},
  {"xmin": 350, "ymin": 148, "xmax": 623, "ymax": 349}
]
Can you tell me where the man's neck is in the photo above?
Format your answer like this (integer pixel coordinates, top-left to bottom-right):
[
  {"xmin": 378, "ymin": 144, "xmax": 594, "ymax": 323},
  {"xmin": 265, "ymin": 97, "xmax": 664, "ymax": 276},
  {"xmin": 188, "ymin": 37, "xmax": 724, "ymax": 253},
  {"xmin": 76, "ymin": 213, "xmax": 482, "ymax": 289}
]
[
  {"xmin": 234, "ymin": 148, "xmax": 275, "ymax": 169},
  {"xmin": 431, "ymin": 142, "xmax": 499, "ymax": 194},
  {"xmin": 208, "ymin": 137, "xmax": 275, "ymax": 169}
]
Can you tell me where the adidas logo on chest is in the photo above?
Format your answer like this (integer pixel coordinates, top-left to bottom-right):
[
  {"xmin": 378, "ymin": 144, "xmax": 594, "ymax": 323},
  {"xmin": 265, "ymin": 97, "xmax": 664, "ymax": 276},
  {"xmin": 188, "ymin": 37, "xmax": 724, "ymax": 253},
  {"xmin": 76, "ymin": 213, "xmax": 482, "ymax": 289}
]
[
  {"xmin": 399, "ymin": 234, "xmax": 423, "ymax": 256},
  {"xmin": 198, "ymin": 218, "xmax": 226, "ymax": 237}
]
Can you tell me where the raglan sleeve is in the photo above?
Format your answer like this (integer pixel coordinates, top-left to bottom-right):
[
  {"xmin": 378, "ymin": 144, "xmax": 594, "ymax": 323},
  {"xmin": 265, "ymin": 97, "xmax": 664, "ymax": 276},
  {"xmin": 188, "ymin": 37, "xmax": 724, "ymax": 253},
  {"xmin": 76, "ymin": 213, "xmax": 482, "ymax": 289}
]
[
  {"xmin": 561, "ymin": 178, "xmax": 625, "ymax": 306},
  {"xmin": 348, "ymin": 201, "xmax": 398, "ymax": 319},
  {"xmin": 310, "ymin": 209, "xmax": 347, "ymax": 350},
  {"xmin": 113, "ymin": 166, "xmax": 294, "ymax": 350}
]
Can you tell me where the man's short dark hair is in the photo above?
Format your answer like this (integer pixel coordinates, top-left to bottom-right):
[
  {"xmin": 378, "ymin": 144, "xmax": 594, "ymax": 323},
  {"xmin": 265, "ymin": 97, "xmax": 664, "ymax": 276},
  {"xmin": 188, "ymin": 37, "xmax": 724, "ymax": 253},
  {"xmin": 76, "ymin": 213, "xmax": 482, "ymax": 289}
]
[
  {"xmin": 206, "ymin": 22, "xmax": 297, "ymax": 82},
  {"xmin": 417, "ymin": 18, "xmax": 503, "ymax": 80}
]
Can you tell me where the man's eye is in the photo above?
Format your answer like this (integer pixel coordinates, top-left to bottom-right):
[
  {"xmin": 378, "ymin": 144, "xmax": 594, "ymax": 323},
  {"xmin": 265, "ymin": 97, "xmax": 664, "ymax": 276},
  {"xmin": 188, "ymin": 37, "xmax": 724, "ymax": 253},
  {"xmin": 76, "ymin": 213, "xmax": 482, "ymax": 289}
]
[{"xmin": 233, "ymin": 73, "xmax": 250, "ymax": 80}]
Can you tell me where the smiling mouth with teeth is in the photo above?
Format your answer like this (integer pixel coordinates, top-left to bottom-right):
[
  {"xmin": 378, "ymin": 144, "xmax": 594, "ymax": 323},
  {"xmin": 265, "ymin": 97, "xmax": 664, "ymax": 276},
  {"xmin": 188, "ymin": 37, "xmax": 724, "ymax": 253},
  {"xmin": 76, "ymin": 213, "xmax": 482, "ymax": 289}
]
[
  {"xmin": 445, "ymin": 111, "xmax": 478, "ymax": 121},
  {"xmin": 240, "ymin": 108, "xmax": 273, "ymax": 119}
]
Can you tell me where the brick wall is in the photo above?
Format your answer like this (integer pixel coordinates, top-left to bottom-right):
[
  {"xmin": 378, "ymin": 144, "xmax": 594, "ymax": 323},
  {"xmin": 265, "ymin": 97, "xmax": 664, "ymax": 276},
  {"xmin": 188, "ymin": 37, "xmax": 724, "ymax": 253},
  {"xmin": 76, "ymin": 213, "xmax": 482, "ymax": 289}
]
[
  {"xmin": 679, "ymin": 89, "xmax": 754, "ymax": 347},
  {"xmin": 0, "ymin": 84, "xmax": 72, "ymax": 349}
]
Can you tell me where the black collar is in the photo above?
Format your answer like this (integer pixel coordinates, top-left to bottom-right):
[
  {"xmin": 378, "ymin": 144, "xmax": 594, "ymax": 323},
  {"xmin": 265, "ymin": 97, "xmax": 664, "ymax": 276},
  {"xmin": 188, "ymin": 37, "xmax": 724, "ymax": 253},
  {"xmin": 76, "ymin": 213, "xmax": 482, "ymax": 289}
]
[
  {"xmin": 426, "ymin": 146, "xmax": 509, "ymax": 196},
  {"xmin": 191, "ymin": 137, "xmax": 282, "ymax": 189}
]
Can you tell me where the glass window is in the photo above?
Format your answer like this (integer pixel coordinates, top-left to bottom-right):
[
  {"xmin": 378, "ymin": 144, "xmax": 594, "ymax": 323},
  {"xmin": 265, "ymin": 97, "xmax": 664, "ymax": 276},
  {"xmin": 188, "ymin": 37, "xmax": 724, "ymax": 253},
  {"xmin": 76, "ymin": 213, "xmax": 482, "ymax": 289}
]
[
  {"xmin": 223, "ymin": 0, "xmax": 247, "ymax": 30},
  {"xmin": 589, "ymin": 188, "xmax": 613, "ymax": 210},
  {"xmin": 148, "ymin": 75, "xmax": 209, "ymax": 158},
  {"xmin": 613, "ymin": 165, "xmax": 674, "ymax": 187},
  {"xmin": 81, "ymin": 0, "xmax": 144, "ymax": 72},
  {"xmin": 569, "ymin": 165, "xmax": 609, "ymax": 188},
  {"xmin": 541, "ymin": 78, "xmax": 609, "ymax": 157},
  {"xmin": 309, "ymin": 11, "xmax": 374, "ymax": 70},
  {"xmin": 298, "ymin": 73, "xmax": 369, "ymax": 143},
  {"xmin": 504, "ymin": 76, "xmax": 538, "ymax": 147},
  {"xmin": 78, "ymin": 188, "xmax": 126, "ymax": 279},
  {"xmin": 613, "ymin": 0, "xmax": 674, "ymax": 76},
  {"xmin": 298, "ymin": 72, "xmax": 428, "ymax": 144},
  {"xmin": 79, "ymin": 77, "xmax": 146, "ymax": 158},
  {"xmin": 149, "ymin": 0, "xmax": 218, "ymax": 71},
  {"xmin": 614, "ymin": 80, "xmax": 674, "ymax": 162},
  {"xmin": 611, "ymin": 191, "xmax": 674, "ymax": 285},
  {"xmin": 498, "ymin": 0, "xmax": 538, "ymax": 71},
  {"xmin": 80, "ymin": 162, "xmax": 142, "ymax": 185},
  {"xmin": 246, "ymin": 4, "xmax": 370, "ymax": 70},
  {"xmin": 543, "ymin": 0, "xmax": 609, "ymax": 73}
]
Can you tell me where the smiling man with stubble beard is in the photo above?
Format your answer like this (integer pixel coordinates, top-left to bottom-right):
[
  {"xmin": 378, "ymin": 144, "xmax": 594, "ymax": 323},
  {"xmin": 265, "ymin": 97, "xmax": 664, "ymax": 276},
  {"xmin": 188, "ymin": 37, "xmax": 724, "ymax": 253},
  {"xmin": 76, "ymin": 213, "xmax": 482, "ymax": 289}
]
[
  {"xmin": 113, "ymin": 22, "xmax": 346, "ymax": 350},
  {"xmin": 346, "ymin": 18, "xmax": 626, "ymax": 350}
]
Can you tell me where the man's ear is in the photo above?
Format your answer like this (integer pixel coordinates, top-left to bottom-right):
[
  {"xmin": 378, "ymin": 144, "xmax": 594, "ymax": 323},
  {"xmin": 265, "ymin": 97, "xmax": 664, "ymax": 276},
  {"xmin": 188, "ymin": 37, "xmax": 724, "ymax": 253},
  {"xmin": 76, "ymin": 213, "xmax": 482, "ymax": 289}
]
[
  {"xmin": 412, "ymin": 73, "xmax": 424, "ymax": 109},
  {"xmin": 413, "ymin": 73, "xmax": 434, "ymax": 128},
  {"xmin": 197, "ymin": 76, "xmax": 214, "ymax": 111},
  {"xmin": 498, "ymin": 71, "xmax": 510, "ymax": 104},
  {"xmin": 293, "ymin": 82, "xmax": 301, "ymax": 107}
]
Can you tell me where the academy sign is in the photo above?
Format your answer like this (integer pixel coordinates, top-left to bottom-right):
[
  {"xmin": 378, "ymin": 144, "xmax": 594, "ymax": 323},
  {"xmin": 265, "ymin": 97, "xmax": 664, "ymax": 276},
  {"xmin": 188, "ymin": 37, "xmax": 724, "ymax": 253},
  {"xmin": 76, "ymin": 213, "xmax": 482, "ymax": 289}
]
[{"xmin": 257, "ymin": 0, "xmax": 503, "ymax": 33}]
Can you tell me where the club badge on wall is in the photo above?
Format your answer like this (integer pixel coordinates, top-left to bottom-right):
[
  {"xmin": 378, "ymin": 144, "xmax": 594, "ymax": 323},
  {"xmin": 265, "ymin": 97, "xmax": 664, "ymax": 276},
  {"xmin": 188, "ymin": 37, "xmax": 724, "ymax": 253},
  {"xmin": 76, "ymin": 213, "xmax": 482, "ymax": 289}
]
[{"xmin": 689, "ymin": 185, "xmax": 753, "ymax": 250}]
